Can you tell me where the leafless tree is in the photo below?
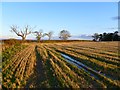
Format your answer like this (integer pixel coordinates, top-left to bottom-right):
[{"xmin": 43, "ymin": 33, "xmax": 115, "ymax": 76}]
[
  {"xmin": 59, "ymin": 30, "xmax": 71, "ymax": 40},
  {"xmin": 33, "ymin": 30, "xmax": 44, "ymax": 42},
  {"xmin": 10, "ymin": 25, "xmax": 34, "ymax": 41},
  {"xmin": 44, "ymin": 31, "xmax": 53, "ymax": 40},
  {"xmin": 92, "ymin": 33, "xmax": 99, "ymax": 41}
]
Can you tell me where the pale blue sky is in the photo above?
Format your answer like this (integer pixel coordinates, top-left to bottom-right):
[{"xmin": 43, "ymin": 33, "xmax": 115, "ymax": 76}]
[{"xmin": 1, "ymin": 2, "xmax": 118, "ymax": 40}]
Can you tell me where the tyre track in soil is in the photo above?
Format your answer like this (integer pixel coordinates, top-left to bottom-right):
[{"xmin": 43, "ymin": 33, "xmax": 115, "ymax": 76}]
[{"xmin": 25, "ymin": 45, "xmax": 48, "ymax": 88}]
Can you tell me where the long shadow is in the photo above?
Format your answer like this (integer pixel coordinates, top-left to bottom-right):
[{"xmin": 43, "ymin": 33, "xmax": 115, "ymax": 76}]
[{"xmin": 25, "ymin": 45, "xmax": 48, "ymax": 88}]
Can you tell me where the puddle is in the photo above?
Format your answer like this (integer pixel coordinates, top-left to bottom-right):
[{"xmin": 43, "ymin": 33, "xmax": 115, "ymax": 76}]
[{"xmin": 60, "ymin": 53, "xmax": 114, "ymax": 80}]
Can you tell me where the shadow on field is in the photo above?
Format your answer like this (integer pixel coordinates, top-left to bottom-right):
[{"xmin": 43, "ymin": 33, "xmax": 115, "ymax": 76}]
[{"xmin": 25, "ymin": 45, "xmax": 49, "ymax": 88}]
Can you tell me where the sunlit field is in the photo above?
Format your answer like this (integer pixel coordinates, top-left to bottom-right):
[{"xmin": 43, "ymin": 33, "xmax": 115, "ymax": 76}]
[{"xmin": 2, "ymin": 41, "xmax": 120, "ymax": 88}]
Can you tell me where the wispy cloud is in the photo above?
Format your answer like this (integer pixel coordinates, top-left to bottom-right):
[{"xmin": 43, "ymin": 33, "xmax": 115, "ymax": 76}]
[
  {"xmin": 69, "ymin": 34, "xmax": 93, "ymax": 40},
  {"xmin": 107, "ymin": 27, "xmax": 120, "ymax": 30},
  {"xmin": 0, "ymin": 34, "xmax": 93, "ymax": 40},
  {"xmin": 42, "ymin": 34, "xmax": 93, "ymax": 40},
  {"xmin": 112, "ymin": 16, "xmax": 120, "ymax": 20}
]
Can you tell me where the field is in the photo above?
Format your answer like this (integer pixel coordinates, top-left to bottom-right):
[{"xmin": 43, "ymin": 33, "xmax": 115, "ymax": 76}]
[{"xmin": 2, "ymin": 41, "xmax": 120, "ymax": 88}]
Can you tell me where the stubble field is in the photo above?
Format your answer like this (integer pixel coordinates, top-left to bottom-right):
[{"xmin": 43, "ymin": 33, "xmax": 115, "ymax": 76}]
[{"xmin": 2, "ymin": 41, "xmax": 120, "ymax": 88}]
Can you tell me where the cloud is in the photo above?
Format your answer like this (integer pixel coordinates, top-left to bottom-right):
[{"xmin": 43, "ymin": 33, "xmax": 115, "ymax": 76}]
[
  {"xmin": 0, "ymin": 34, "xmax": 93, "ymax": 40},
  {"xmin": 49, "ymin": 34, "xmax": 93, "ymax": 40},
  {"xmin": 112, "ymin": 16, "xmax": 120, "ymax": 20},
  {"xmin": 69, "ymin": 34, "xmax": 93, "ymax": 40},
  {"xmin": 107, "ymin": 27, "xmax": 120, "ymax": 30}
]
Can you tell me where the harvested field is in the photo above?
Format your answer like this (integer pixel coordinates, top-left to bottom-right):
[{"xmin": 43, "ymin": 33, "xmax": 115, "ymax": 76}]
[{"xmin": 2, "ymin": 41, "xmax": 120, "ymax": 88}]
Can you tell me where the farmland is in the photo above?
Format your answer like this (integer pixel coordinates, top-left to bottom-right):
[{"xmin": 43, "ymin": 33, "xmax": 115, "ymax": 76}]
[{"xmin": 2, "ymin": 41, "xmax": 120, "ymax": 88}]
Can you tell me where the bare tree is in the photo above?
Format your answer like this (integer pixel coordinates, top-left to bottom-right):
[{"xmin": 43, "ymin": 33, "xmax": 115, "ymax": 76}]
[
  {"xmin": 59, "ymin": 30, "xmax": 71, "ymax": 40},
  {"xmin": 92, "ymin": 33, "xmax": 99, "ymax": 41},
  {"xmin": 44, "ymin": 31, "xmax": 53, "ymax": 40},
  {"xmin": 33, "ymin": 30, "xmax": 44, "ymax": 42},
  {"xmin": 10, "ymin": 25, "xmax": 34, "ymax": 41}
]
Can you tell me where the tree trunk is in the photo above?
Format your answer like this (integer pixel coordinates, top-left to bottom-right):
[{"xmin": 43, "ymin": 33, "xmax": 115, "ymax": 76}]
[
  {"xmin": 49, "ymin": 37, "xmax": 50, "ymax": 40},
  {"xmin": 37, "ymin": 37, "xmax": 41, "ymax": 43},
  {"xmin": 22, "ymin": 37, "xmax": 25, "ymax": 41}
]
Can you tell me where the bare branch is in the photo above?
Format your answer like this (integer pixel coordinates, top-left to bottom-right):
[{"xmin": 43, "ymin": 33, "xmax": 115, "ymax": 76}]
[
  {"xmin": 10, "ymin": 25, "xmax": 23, "ymax": 37},
  {"xmin": 33, "ymin": 30, "xmax": 44, "ymax": 42},
  {"xmin": 10, "ymin": 25, "xmax": 34, "ymax": 41},
  {"xmin": 21, "ymin": 31, "xmax": 24, "ymax": 36}
]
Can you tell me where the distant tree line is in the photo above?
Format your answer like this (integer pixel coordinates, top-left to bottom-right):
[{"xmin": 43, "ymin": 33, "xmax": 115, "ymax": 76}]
[
  {"xmin": 10, "ymin": 25, "xmax": 119, "ymax": 42},
  {"xmin": 92, "ymin": 31, "xmax": 120, "ymax": 41},
  {"xmin": 10, "ymin": 25, "xmax": 71, "ymax": 42}
]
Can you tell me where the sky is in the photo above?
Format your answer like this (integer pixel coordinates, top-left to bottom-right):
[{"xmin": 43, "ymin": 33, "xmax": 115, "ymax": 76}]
[
  {"xmin": 1, "ymin": 0, "xmax": 119, "ymax": 2},
  {"xmin": 1, "ymin": 2, "xmax": 118, "ymax": 40}
]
